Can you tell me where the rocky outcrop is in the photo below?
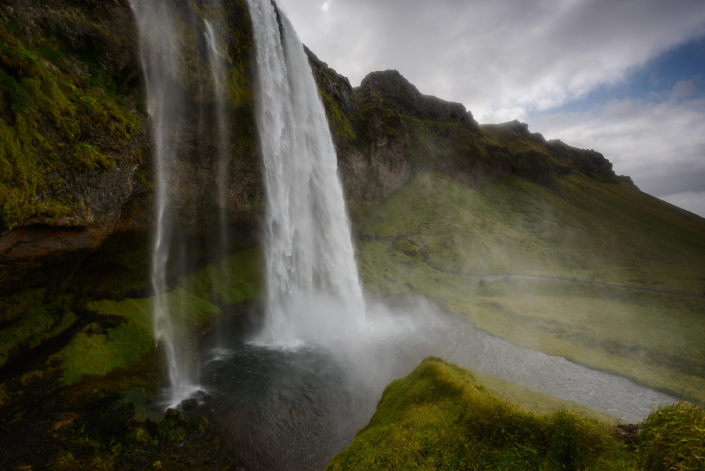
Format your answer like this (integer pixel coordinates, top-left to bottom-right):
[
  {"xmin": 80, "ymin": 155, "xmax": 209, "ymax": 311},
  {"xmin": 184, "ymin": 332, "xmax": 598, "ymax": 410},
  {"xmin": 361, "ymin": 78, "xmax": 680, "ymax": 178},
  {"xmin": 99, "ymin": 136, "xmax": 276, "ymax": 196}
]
[
  {"xmin": 311, "ymin": 69, "xmax": 510, "ymax": 204},
  {"xmin": 356, "ymin": 70, "xmax": 478, "ymax": 130},
  {"xmin": 305, "ymin": 66, "xmax": 619, "ymax": 207}
]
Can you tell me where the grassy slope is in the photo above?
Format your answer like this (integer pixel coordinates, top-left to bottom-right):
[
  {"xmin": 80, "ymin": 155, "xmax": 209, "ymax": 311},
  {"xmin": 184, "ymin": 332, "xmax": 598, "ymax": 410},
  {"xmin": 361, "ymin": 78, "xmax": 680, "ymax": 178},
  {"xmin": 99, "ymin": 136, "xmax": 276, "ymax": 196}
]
[
  {"xmin": 327, "ymin": 357, "xmax": 635, "ymax": 471},
  {"xmin": 352, "ymin": 172, "xmax": 705, "ymax": 400}
]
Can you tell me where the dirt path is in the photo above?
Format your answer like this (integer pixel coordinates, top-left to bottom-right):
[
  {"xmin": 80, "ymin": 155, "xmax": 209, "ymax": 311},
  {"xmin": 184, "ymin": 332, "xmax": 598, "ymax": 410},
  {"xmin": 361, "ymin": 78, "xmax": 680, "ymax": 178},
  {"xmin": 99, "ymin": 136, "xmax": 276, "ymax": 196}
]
[{"xmin": 456, "ymin": 273, "xmax": 705, "ymax": 299}]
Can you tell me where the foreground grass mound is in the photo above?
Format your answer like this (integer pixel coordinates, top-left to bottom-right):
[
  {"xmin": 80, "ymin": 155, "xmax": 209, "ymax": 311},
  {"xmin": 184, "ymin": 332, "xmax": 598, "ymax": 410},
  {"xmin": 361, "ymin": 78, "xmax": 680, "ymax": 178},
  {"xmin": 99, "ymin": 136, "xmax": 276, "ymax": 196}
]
[
  {"xmin": 639, "ymin": 401, "xmax": 705, "ymax": 471},
  {"xmin": 327, "ymin": 357, "xmax": 633, "ymax": 470}
]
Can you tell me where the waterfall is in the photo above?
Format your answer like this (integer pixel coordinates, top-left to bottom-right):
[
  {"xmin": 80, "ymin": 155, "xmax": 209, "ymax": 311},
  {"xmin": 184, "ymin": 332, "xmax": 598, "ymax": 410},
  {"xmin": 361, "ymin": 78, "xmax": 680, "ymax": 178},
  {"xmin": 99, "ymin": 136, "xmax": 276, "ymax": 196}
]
[
  {"xmin": 246, "ymin": 0, "xmax": 366, "ymax": 346},
  {"xmin": 129, "ymin": 0, "xmax": 233, "ymax": 403},
  {"xmin": 203, "ymin": 18, "xmax": 233, "ymax": 324},
  {"xmin": 129, "ymin": 0, "xmax": 193, "ymax": 402}
]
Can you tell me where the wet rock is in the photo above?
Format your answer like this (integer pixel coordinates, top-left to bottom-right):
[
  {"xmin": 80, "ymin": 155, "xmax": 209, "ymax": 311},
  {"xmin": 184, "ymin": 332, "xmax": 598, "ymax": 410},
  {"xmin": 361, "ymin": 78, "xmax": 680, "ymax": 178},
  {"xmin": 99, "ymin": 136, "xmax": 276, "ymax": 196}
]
[
  {"xmin": 180, "ymin": 397, "xmax": 199, "ymax": 411},
  {"xmin": 131, "ymin": 407, "xmax": 147, "ymax": 424},
  {"xmin": 145, "ymin": 410, "xmax": 165, "ymax": 426},
  {"xmin": 166, "ymin": 427, "xmax": 186, "ymax": 443},
  {"xmin": 121, "ymin": 388, "xmax": 147, "ymax": 408},
  {"xmin": 195, "ymin": 389, "xmax": 213, "ymax": 403}
]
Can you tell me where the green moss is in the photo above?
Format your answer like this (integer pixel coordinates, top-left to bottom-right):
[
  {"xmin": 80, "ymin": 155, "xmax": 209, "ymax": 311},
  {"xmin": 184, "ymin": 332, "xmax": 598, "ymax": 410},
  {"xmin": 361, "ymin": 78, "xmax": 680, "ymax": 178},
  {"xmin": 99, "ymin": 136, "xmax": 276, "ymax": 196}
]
[
  {"xmin": 319, "ymin": 88, "xmax": 355, "ymax": 140},
  {"xmin": 0, "ymin": 287, "xmax": 46, "ymax": 323},
  {"xmin": 180, "ymin": 247, "xmax": 262, "ymax": 306},
  {"xmin": 228, "ymin": 63, "xmax": 251, "ymax": 109},
  {"xmin": 73, "ymin": 143, "xmax": 114, "ymax": 170},
  {"xmin": 134, "ymin": 169, "xmax": 153, "ymax": 189},
  {"xmin": 476, "ymin": 373, "xmax": 617, "ymax": 423},
  {"xmin": 53, "ymin": 290, "xmax": 220, "ymax": 386},
  {"xmin": 0, "ymin": 295, "xmax": 76, "ymax": 368},
  {"xmin": 0, "ymin": 24, "xmax": 140, "ymax": 230},
  {"xmin": 473, "ymin": 278, "xmax": 514, "ymax": 297},
  {"xmin": 327, "ymin": 357, "xmax": 632, "ymax": 470},
  {"xmin": 391, "ymin": 239, "xmax": 422, "ymax": 261}
]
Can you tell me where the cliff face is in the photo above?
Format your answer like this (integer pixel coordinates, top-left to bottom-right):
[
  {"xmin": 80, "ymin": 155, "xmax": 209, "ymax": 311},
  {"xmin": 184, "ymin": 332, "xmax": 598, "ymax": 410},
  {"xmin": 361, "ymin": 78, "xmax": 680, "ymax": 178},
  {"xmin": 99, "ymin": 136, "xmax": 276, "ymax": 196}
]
[
  {"xmin": 0, "ymin": 0, "xmax": 623, "ymax": 377},
  {"xmin": 0, "ymin": 1, "xmax": 264, "ymax": 277},
  {"xmin": 0, "ymin": 0, "xmax": 263, "ymax": 374},
  {"xmin": 308, "ymin": 56, "xmax": 617, "ymax": 207}
]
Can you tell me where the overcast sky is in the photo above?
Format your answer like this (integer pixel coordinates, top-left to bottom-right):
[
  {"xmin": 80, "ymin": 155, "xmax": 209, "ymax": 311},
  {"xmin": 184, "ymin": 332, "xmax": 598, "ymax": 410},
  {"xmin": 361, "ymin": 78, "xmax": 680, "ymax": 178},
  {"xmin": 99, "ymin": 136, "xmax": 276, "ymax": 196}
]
[{"xmin": 276, "ymin": 0, "xmax": 705, "ymax": 217}]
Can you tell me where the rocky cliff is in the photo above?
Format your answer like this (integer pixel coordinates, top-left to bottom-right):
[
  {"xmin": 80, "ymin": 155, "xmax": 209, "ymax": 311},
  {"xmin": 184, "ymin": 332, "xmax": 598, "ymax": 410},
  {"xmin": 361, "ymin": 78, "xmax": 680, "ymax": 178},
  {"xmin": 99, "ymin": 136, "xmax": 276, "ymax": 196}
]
[
  {"xmin": 308, "ymin": 55, "xmax": 618, "ymax": 206},
  {"xmin": 0, "ymin": 0, "xmax": 261, "ymax": 321}
]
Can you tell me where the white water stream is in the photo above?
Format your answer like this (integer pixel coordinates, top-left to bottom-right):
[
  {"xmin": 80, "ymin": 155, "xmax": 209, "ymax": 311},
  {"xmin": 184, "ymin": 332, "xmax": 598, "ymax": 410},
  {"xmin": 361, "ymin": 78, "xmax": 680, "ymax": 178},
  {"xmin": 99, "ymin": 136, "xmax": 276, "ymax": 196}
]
[
  {"xmin": 129, "ymin": 0, "xmax": 233, "ymax": 404},
  {"xmin": 246, "ymin": 0, "xmax": 366, "ymax": 347}
]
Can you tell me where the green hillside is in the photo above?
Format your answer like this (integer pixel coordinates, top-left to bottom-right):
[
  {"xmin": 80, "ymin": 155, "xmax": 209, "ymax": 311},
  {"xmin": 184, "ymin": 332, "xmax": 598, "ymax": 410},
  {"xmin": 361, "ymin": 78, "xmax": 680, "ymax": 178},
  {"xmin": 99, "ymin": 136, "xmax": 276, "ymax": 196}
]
[{"xmin": 352, "ymin": 172, "xmax": 705, "ymax": 399}]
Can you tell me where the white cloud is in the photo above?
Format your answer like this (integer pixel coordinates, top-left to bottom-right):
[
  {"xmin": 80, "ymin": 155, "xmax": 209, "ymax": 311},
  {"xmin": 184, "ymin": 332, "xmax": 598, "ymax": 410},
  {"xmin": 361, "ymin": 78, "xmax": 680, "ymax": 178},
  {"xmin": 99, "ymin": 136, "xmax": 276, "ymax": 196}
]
[
  {"xmin": 659, "ymin": 192, "xmax": 705, "ymax": 218},
  {"xmin": 275, "ymin": 0, "xmax": 705, "ymax": 121},
  {"xmin": 527, "ymin": 81, "xmax": 705, "ymax": 197}
]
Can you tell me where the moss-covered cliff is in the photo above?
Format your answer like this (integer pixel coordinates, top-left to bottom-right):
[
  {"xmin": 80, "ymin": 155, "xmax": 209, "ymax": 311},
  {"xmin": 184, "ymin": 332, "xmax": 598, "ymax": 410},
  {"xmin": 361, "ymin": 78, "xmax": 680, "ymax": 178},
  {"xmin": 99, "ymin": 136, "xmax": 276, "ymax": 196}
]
[
  {"xmin": 307, "ymin": 56, "xmax": 621, "ymax": 206},
  {"xmin": 0, "ymin": 0, "xmax": 263, "ymax": 377}
]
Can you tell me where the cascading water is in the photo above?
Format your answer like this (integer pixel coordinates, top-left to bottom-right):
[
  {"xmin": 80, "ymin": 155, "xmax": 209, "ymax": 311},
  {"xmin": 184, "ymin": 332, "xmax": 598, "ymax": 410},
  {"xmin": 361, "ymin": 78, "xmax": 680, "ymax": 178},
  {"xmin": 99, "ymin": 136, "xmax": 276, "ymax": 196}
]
[
  {"xmin": 129, "ymin": 0, "xmax": 235, "ymax": 404},
  {"xmin": 129, "ymin": 0, "xmax": 194, "ymax": 402},
  {"xmin": 246, "ymin": 0, "xmax": 366, "ymax": 346},
  {"xmin": 204, "ymin": 18, "xmax": 232, "ymax": 276}
]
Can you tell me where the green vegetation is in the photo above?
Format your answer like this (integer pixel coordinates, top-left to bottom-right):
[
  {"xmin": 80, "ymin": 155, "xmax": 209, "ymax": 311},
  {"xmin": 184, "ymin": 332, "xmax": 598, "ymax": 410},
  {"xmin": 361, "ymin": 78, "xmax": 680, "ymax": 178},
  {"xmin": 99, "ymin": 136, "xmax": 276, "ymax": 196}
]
[
  {"xmin": 638, "ymin": 401, "xmax": 705, "ymax": 470},
  {"xmin": 49, "ymin": 247, "xmax": 260, "ymax": 387},
  {"xmin": 320, "ymin": 87, "xmax": 356, "ymax": 140},
  {"xmin": 0, "ymin": 22, "xmax": 141, "ymax": 229},
  {"xmin": 353, "ymin": 172, "xmax": 705, "ymax": 400},
  {"xmin": 0, "ymin": 287, "xmax": 46, "ymax": 324},
  {"xmin": 451, "ymin": 280, "xmax": 705, "ymax": 400},
  {"xmin": 0, "ymin": 296, "xmax": 75, "ymax": 368},
  {"xmin": 327, "ymin": 357, "xmax": 635, "ymax": 470},
  {"xmin": 354, "ymin": 172, "xmax": 705, "ymax": 293},
  {"xmin": 53, "ymin": 290, "xmax": 220, "ymax": 386},
  {"xmin": 180, "ymin": 247, "xmax": 262, "ymax": 306},
  {"xmin": 72, "ymin": 143, "xmax": 114, "ymax": 170},
  {"xmin": 401, "ymin": 114, "xmax": 495, "ymax": 169}
]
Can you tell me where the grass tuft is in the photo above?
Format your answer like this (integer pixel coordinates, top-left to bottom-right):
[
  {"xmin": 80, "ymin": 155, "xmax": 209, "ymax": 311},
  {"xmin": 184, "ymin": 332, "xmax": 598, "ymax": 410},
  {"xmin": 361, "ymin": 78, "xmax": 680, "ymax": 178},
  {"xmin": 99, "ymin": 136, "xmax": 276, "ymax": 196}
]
[{"xmin": 638, "ymin": 401, "xmax": 705, "ymax": 471}]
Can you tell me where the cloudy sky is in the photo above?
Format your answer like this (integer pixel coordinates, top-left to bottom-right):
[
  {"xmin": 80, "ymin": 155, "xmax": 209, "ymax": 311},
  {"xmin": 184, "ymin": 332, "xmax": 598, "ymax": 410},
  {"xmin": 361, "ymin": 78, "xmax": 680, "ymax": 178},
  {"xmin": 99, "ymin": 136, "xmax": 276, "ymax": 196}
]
[{"xmin": 276, "ymin": 0, "xmax": 705, "ymax": 217}]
